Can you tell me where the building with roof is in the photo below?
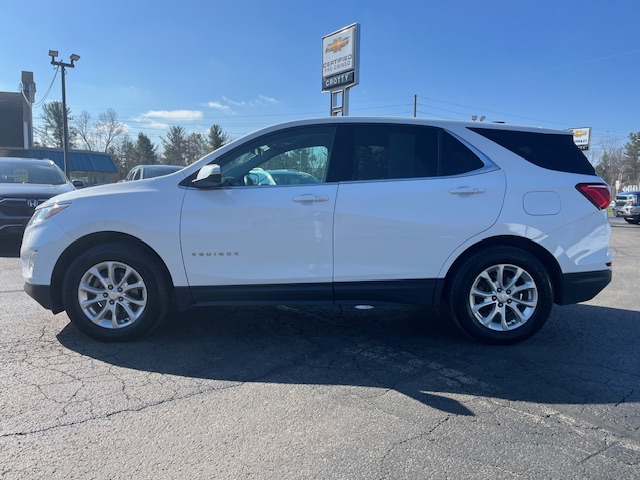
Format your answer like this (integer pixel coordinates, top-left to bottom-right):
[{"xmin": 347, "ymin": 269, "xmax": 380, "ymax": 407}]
[{"xmin": 0, "ymin": 71, "xmax": 118, "ymax": 186}]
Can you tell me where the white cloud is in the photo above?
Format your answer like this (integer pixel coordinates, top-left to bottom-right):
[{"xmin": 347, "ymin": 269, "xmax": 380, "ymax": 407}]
[
  {"xmin": 147, "ymin": 121, "xmax": 170, "ymax": 130},
  {"xmin": 214, "ymin": 95, "xmax": 281, "ymax": 109},
  {"xmin": 141, "ymin": 110, "xmax": 203, "ymax": 122},
  {"xmin": 257, "ymin": 95, "xmax": 279, "ymax": 105},
  {"xmin": 206, "ymin": 101, "xmax": 233, "ymax": 113},
  {"xmin": 221, "ymin": 97, "xmax": 246, "ymax": 107}
]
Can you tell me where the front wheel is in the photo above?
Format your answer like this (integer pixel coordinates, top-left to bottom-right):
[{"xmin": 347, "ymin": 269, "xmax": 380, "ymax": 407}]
[
  {"xmin": 445, "ymin": 247, "xmax": 553, "ymax": 344},
  {"xmin": 624, "ymin": 217, "xmax": 640, "ymax": 224},
  {"xmin": 62, "ymin": 243, "xmax": 171, "ymax": 341}
]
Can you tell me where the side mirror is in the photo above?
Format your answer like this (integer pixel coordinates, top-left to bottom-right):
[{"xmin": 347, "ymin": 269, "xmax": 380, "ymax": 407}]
[
  {"xmin": 72, "ymin": 179, "xmax": 85, "ymax": 188},
  {"xmin": 192, "ymin": 164, "xmax": 222, "ymax": 189}
]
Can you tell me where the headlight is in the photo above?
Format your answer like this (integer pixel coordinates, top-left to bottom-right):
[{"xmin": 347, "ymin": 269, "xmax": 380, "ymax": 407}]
[{"xmin": 28, "ymin": 202, "xmax": 72, "ymax": 226}]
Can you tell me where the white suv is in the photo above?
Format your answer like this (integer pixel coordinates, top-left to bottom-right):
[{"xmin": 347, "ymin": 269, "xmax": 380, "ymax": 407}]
[
  {"xmin": 20, "ymin": 118, "xmax": 612, "ymax": 344},
  {"xmin": 613, "ymin": 191, "xmax": 640, "ymax": 224}
]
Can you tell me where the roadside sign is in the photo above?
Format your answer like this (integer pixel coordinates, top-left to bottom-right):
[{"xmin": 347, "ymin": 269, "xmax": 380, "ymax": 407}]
[
  {"xmin": 322, "ymin": 23, "xmax": 360, "ymax": 92},
  {"xmin": 569, "ymin": 127, "xmax": 591, "ymax": 151}
]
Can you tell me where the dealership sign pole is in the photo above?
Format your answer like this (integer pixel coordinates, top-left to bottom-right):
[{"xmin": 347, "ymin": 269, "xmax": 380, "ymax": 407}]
[{"xmin": 322, "ymin": 23, "xmax": 360, "ymax": 116}]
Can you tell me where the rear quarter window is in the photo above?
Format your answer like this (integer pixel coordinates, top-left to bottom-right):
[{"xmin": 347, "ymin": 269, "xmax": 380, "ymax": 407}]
[{"xmin": 469, "ymin": 127, "xmax": 596, "ymax": 175}]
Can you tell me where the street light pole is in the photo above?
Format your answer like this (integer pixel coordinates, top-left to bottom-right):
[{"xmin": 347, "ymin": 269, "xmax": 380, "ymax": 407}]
[{"xmin": 49, "ymin": 50, "xmax": 80, "ymax": 178}]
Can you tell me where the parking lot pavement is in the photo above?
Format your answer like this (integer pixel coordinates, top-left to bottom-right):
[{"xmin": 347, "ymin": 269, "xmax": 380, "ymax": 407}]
[{"xmin": 1, "ymin": 218, "xmax": 639, "ymax": 479}]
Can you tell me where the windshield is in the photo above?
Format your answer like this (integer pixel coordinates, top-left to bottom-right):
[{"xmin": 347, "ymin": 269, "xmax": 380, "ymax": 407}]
[
  {"xmin": 143, "ymin": 165, "xmax": 183, "ymax": 179},
  {"xmin": 0, "ymin": 161, "xmax": 67, "ymax": 185}
]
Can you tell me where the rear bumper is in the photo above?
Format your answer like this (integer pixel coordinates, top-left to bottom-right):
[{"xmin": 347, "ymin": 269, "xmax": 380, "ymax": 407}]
[{"xmin": 557, "ymin": 270, "xmax": 612, "ymax": 305}]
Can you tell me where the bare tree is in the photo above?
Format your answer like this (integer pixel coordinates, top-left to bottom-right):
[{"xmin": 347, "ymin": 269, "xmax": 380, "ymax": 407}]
[
  {"xmin": 595, "ymin": 136, "xmax": 627, "ymax": 192},
  {"xmin": 74, "ymin": 111, "xmax": 96, "ymax": 150},
  {"xmin": 73, "ymin": 108, "xmax": 126, "ymax": 152},
  {"xmin": 96, "ymin": 108, "xmax": 126, "ymax": 152}
]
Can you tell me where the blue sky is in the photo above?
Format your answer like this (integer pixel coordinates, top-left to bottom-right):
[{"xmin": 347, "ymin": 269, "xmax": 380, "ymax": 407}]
[{"xmin": 1, "ymin": 0, "xmax": 639, "ymax": 158}]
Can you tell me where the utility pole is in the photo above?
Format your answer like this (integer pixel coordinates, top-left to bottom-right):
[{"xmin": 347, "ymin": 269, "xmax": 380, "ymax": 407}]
[
  {"xmin": 49, "ymin": 50, "xmax": 80, "ymax": 178},
  {"xmin": 413, "ymin": 95, "xmax": 417, "ymax": 117}
]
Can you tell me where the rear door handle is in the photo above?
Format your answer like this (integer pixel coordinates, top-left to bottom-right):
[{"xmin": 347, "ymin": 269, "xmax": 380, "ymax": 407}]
[
  {"xmin": 449, "ymin": 186, "xmax": 486, "ymax": 195},
  {"xmin": 293, "ymin": 194, "xmax": 329, "ymax": 203}
]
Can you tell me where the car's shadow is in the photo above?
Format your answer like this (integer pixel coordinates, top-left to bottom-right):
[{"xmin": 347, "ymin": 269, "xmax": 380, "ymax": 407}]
[{"xmin": 57, "ymin": 303, "xmax": 640, "ymax": 416}]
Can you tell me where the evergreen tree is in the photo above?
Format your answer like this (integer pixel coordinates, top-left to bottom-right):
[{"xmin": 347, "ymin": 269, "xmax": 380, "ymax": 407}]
[
  {"xmin": 186, "ymin": 132, "xmax": 208, "ymax": 164},
  {"xmin": 37, "ymin": 101, "xmax": 76, "ymax": 148},
  {"xmin": 114, "ymin": 135, "xmax": 137, "ymax": 179},
  {"xmin": 623, "ymin": 132, "xmax": 640, "ymax": 186},
  {"xmin": 161, "ymin": 126, "xmax": 188, "ymax": 165},
  {"xmin": 624, "ymin": 132, "xmax": 640, "ymax": 159},
  {"xmin": 207, "ymin": 124, "xmax": 230, "ymax": 151},
  {"xmin": 135, "ymin": 132, "xmax": 158, "ymax": 165}
]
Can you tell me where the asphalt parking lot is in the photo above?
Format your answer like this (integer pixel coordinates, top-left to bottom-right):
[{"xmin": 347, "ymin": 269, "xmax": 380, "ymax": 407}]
[{"xmin": 1, "ymin": 217, "xmax": 639, "ymax": 479}]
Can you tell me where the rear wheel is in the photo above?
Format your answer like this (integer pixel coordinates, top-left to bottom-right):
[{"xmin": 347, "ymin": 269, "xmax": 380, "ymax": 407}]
[
  {"xmin": 624, "ymin": 217, "xmax": 640, "ymax": 224},
  {"xmin": 62, "ymin": 243, "xmax": 171, "ymax": 341},
  {"xmin": 446, "ymin": 247, "xmax": 553, "ymax": 344}
]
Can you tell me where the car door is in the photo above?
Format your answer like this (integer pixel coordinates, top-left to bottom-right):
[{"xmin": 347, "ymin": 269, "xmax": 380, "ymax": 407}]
[
  {"xmin": 333, "ymin": 124, "xmax": 506, "ymax": 303},
  {"xmin": 180, "ymin": 125, "xmax": 338, "ymax": 304}
]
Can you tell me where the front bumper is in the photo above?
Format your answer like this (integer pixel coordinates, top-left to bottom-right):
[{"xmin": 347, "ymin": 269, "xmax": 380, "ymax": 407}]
[
  {"xmin": 24, "ymin": 282, "xmax": 60, "ymax": 313},
  {"xmin": 614, "ymin": 207, "xmax": 640, "ymax": 218}
]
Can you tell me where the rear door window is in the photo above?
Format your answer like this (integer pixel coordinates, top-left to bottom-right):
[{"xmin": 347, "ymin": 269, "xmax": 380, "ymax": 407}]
[{"xmin": 351, "ymin": 124, "xmax": 485, "ymax": 181}]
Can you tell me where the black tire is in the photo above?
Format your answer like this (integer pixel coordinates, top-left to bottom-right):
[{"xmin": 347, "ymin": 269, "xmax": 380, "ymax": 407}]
[
  {"xmin": 445, "ymin": 247, "xmax": 553, "ymax": 345},
  {"xmin": 61, "ymin": 242, "xmax": 171, "ymax": 342},
  {"xmin": 624, "ymin": 217, "xmax": 640, "ymax": 224}
]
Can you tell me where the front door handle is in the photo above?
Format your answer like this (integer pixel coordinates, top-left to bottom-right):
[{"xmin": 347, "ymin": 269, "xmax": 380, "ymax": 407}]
[
  {"xmin": 293, "ymin": 194, "xmax": 329, "ymax": 203},
  {"xmin": 449, "ymin": 186, "xmax": 486, "ymax": 195}
]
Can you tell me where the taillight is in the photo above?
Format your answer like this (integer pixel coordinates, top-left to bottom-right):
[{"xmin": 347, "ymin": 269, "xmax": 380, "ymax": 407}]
[{"xmin": 576, "ymin": 183, "xmax": 611, "ymax": 209}]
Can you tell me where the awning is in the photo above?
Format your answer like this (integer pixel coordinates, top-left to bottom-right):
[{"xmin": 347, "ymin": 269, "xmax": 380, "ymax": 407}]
[{"xmin": 13, "ymin": 148, "xmax": 118, "ymax": 173}]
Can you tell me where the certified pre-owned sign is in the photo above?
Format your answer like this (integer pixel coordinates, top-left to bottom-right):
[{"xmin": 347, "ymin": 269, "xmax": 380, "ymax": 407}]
[
  {"xmin": 322, "ymin": 23, "xmax": 360, "ymax": 92},
  {"xmin": 569, "ymin": 127, "xmax": 592, "ymax": 151}
]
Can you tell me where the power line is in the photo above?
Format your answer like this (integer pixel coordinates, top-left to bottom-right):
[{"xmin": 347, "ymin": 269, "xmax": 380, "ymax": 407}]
[{"xmin": 21, "ymin": 66, "xmax": 59, "ymax": 108}]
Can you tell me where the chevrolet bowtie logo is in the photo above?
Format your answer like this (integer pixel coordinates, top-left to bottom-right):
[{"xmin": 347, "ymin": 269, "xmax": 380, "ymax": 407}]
[{"xmin": 326, "ymin": 37, "xmax": 349, "ymax": 53}]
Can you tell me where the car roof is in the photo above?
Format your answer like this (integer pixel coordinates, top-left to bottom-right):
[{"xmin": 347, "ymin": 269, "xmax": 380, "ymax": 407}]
[
  {"xmin": 142, "ymin": 164, "xmax": 182, "ymax": 169},
  {"xmin": 0, "ymin": 156, "xmax": 58, "ymax": 167},
  {"xmin": 251, "ymin": 116, "xmax": 572, "ymax": 136}
]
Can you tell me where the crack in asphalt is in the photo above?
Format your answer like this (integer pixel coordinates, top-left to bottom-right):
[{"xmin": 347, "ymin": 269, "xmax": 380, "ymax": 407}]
[{"xmin": 0, "ymin": 379, "xmax": 247, "ymax": 438}]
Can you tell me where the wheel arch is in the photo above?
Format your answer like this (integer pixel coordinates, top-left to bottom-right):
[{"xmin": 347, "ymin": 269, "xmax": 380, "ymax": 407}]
[
  {"xmin": 50, "ymin": 231, "xmax": 179, "ymax": 314},
  {"xmin": 439, "ymin": 235, "xmax": 563, "ymax": 305}
]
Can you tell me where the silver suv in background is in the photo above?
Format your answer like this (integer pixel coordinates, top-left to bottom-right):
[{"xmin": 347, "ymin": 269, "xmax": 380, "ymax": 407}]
[
  {"xmin": 124, "ymin": 164, "xmax": 184, "ymax": 181},
  {"xmin": 613, "ymin": 192, "xmax": 640, "ymax": 224}
]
